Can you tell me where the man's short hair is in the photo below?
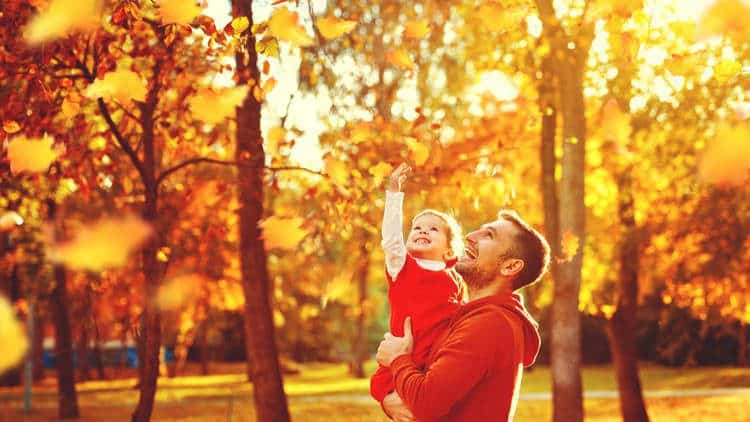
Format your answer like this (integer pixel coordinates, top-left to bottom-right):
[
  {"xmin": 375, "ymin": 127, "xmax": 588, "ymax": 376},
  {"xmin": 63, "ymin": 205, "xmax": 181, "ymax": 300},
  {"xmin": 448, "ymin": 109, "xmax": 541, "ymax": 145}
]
[{"xmin": 497, "ymin": 210, "xmax": 551, "ymax": 290}]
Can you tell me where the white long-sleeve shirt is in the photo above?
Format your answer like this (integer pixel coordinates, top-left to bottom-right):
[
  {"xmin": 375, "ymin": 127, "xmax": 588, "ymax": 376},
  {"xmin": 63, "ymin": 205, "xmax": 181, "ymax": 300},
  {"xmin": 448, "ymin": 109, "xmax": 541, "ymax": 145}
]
[{"xmin": 381, "ymin": 191, "xmax": 446, "ymax": 280}]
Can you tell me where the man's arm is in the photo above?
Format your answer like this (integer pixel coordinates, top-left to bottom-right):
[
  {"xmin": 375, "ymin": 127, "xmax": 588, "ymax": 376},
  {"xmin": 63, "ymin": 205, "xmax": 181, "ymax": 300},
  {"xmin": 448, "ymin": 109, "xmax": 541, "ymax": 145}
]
[{"xmin": 389, "ymin": 314, "xmax": 512, "ymax": 421}]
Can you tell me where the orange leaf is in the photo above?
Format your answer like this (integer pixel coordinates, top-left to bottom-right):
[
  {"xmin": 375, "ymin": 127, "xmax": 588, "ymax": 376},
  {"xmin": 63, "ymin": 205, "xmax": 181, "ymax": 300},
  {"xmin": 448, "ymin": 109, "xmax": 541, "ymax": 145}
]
[
  {"xmin": 405, "ymin": 137, "xmax": 429, "ymax": 166},
  {"xmin": 369, "ymin": 162, "xmax": 393, "ymax": 183},
  {"xmin": 84, "ymin": 69, "xmax": 147, "ymax": 104},
  {"xmin": 267, "ymin": 7, "xmax": 313, "ymax": 47},
  {"xmin": 6, "ymin": 134, "xmax": 58, "ymax": 174},
  {"xmin": 0, "ymin": 296, "xmax": 29, "ymax": 376},
  {"xmin": 387, "ymin": 48, "xmax": 414, "ymax": 70},
  {"xmin": 23, "ymin": 0, "xmax": 100, "ymax": 44},
  {"xmin": 159, "ymin": 0, "xmax": 203, "ymax": 25},
  {"xmin": 325, "ymin": 156, "xmax": 349, "ymax": 186},
  {"xmin": 3, "ymin": 121, "xmax": 21, "ymax": 134},
  {"xmin": 259, "ymin": 216, "xmax": 309, "ymax": 251},
  {"xmin": 47, "ymin": 214, "xmax": 152, "ymax": 271},
  {"xmin": 317, "ymin": 16, "xmax": 357, "ymax": 39},
  {"xmin": 700, "ymin": 122, "xmax": 750, "ymax": 186},
  {"xmin": 189, "ymin": 86, "xmax": 249, "ymax": 125},
  {"xmin": 404, "ymin": 20, "xmax": 430, "ymax": 39}
]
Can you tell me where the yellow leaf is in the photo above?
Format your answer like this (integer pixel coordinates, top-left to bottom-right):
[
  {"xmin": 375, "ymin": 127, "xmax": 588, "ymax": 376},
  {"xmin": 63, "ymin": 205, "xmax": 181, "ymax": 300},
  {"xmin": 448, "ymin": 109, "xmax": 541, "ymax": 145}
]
[
  {"xmin": 325, "ymin": 156, "xmax": 349, "ymax": 186},
  {"xmin": 559, "ymin": 230, "xmax": 580, "ymax": 263},
  {"xmin": 369, "ymin": 162, "xmax": 393, "ymax": 183},
  {"xmin": 387, "ymin": 48, "xmax": 415, "ymax": 70},
  {"xmin": 84, "ymin": 69, "xmax": 147, "ymax": 104},
  {"xmin": 476, "ymin": 2, "xmax": 525, "ymax": 32},
  {"xmin": 404, "ymin": 20, "xmax": 430, "ymax": 39},
  {"xmin": 231, "ymin": 16, "xmax": 250, "ymax": 33},
  {"xmin": 267, "ymin": 7, "xmax": 313, "ymax": 47},
  {"xmin": 256, "ymin": 36, "xmax": 280, "ymax": 57},
  {"xmin": 157, "ymin": 274, "xmax": 203, "ymax": 311},
  {"xmin": 159, "ymin": 0, "xmax": 203, "ymax": 25},
  {"xmin": 259, "ymin": 216, "xmax": 309, "ymax": 251},
  {"xmin": 23, "ymin": 0, "xmax": 100, "ymax": 44},
  {"xmin": 317, "ymin": 16, "xmax": 357, "ymax": 39},
  {"xmin": 714, "ymin": 59, "xmax": 741, "ymax": 83},
  {"xmin": 189, "ymin": 86, "xmax": 249, "ymax": 125},
  {"xmin": 262, "ymin": 77, "xmax": 277, "ymax": 96},
  {"xmin": 6, "ymin": 134, "xmax": 58, "ymax": 174},
  {"xmin": 47, "ymin": 214, "xmax": 152, "ymax": 271},
  {"xmin": 405, "ymin": 137, "xmax": 429, "ymax": 166},
  {"xmin": 599, "ymin": 99, "xmax": 631, "ymax": 142},
  {"xmin": 350, "ymin": 125, "xmax": 371, "ymax": 143},
  {"xmin": 0, "ymin": 296, "xmax": 29, "ymax": 376},
  {"xmin": 266, "ymin": 126, "xmax": 286, "ymax": 154},
  {"xmin": 60, "ymin": 98, "xmax": 80, "ymax": 118},
  {"xmin": 3, "ymin": 121, "xmax": 21, "ymax": 134},
  {"xmin": 700, "ymin": 122, "xmax": 750, "ymax": 186}
]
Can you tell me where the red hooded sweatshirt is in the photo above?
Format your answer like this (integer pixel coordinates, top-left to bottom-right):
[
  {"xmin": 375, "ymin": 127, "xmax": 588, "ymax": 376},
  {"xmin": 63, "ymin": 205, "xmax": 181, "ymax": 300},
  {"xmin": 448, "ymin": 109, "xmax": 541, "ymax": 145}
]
[{"xmin": 388, "ymin": 292, "xmax": 540, "ymax": 422}]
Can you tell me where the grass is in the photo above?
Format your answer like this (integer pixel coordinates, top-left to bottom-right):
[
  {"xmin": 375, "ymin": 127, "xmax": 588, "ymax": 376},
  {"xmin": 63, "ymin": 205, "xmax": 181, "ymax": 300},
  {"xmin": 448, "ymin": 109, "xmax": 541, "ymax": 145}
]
[{"xmin": 1, "ymin": 361, "xmax": 749, "ymax": 421}]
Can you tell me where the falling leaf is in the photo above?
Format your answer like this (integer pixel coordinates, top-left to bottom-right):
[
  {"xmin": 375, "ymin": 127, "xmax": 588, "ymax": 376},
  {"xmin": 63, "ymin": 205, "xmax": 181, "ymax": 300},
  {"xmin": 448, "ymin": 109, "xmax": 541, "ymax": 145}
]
[
  {"xmin": 3, "ymin": 121, "xmax": 21, "ymax": 134},
  {"xmin": 259, "ymin": 216, "xmax": 309, "ymax": 251},
  {"xmin": 156, "ymin": 274, "xmax": 203, "ymax": 311},
  {"xmin": 6, "ymin": 134, "xmax": 58, "ymax": 174},
  {"xmin": 0, "ymin": 211, "xmax": 24, "ymax": 232},
  {"xmin": 387, "ymin": 48, "xmax": 415, "ymax": 70},
  {"xmin": 700, "ymin": 122, "xmax": 750, "ymax": 186},
  {"xmin": 231, "ymin": 16, "xmax": 250, "ymax": 33},
  {"xmin": 325, "ymin": 156, "xmax": 349, "ymax": 186},
  {"xmin": 696, "ymin": 0, "xmax": 750, "ymax": 42},
  {"xmin": 266, "ymin": 126, "xmax": 286, "ymax": 154},
  {"xmin": 158, "ymin": 0, "xmax": 203, "ymax": 25},
  {"xmin": 84, "ymin": 69, "xmax": 147, "ymax": 104},
  {"xmin": 267, "ymin": 7, "xmax": 313, "ymax": 47},
  {"xmin": 23, "ymin": 0, "xmax": 101, "ymax": 44},
  {"xmin": 714, "ymin": 59, "xmax": 742, "ymax": 83},
  {"xmin": 316, "ymin": 16, "xmax": 357, "ymax": 39},
  {"xmin": 599, "ymin": 99, "xmax": 631, "ymax": 142},
  {"xmin": 369, "ymin": 162, "xmax": 393, "ymax": 183},
  {"xmin": 256, "ymin": 36, "xmax": 280, "ymax": 57},
  {"xmin": 262, "ymin": 77, "xmax": 278, "ymax": 96},
  {"xmin": 405, "ymin": 137, "xmax": 429, "ymax": 166},
  {"xmin": 559, "ymin": 230, "xmax": 580, "ymax": 263},
  {"xmin": 47, "ymin": 214, "xmax": 152, "ymax": 271},
  {"xmin": 476, "ymin": 2, "xmax": 526, "ymax": 32},
  {"xmin": 189, "ymin": 86, "xmax": 249, "ymax": 125},
  {"xmin": 404, "ymin": 20, "xmax": 430, "ymax": 39},
  {"xmin": 0, "ymin": 296, "xmax": 29, "ymax": 376}
]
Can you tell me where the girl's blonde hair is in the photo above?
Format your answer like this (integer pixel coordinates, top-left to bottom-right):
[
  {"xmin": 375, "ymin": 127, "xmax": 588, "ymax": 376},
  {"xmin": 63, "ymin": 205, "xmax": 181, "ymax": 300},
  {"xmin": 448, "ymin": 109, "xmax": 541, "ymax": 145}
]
[{"xmin": 412, "ymin": 210, "xmax": 464, "ymax": 260}]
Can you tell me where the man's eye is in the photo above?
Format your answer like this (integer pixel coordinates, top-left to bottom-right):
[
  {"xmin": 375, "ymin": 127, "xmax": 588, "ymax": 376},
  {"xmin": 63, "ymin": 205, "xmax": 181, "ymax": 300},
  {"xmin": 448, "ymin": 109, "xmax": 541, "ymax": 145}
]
[
  {"xmin": 413, "ymin": 226, "xmax": 420, "ymax": 231},
  {"xmin": 486, "ymin": 230, "xmax": 493, "ymax": 239},
  {"xmin": 431, "ymin": 227, "xmax": 438, "ymax": 231}
]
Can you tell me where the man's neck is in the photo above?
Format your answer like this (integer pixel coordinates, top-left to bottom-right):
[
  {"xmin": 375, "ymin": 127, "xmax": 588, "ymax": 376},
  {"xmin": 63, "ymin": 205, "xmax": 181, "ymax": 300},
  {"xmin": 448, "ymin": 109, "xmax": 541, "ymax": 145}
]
[{"xmin": 468, "ymin": 282, "xmax": 513, "ymax": 302}]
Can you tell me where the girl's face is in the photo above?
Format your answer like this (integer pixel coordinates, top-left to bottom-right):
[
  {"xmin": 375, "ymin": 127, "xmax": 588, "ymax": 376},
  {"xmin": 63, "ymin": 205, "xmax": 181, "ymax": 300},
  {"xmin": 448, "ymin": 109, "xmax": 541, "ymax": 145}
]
[{"xmin": 406, "ymin": 213, "xmax": 452, "ymax": 261}]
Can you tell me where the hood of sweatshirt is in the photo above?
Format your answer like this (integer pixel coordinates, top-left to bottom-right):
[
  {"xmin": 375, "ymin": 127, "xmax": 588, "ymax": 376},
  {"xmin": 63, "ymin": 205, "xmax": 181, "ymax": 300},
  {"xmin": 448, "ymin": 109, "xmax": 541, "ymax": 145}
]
[{"xmin": 460, "ymin": 291, "xmax": 541, "ymax": 367}]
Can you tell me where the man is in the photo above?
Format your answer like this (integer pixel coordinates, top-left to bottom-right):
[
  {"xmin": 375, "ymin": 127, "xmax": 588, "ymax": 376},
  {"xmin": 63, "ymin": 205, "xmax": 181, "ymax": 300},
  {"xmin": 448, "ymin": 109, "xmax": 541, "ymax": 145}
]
[{"xmin": 376, "ymin": 210, "xmax": 550, "ymax": 422}]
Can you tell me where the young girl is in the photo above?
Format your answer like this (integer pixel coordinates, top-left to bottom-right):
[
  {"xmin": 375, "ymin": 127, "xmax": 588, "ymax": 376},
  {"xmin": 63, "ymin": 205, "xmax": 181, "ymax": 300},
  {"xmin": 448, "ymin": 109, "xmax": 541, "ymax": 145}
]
[{"xmin": 370, "ymin": 163, "xmax": 467, "ymax": 403}]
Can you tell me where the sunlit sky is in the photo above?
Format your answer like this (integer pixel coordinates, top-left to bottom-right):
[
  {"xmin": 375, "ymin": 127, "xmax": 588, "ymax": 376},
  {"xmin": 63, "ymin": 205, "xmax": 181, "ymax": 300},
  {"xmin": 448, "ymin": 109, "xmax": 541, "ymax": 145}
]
[{"xmin": 202, "ymin": 0, "xmax": 727, "ymax": 171}]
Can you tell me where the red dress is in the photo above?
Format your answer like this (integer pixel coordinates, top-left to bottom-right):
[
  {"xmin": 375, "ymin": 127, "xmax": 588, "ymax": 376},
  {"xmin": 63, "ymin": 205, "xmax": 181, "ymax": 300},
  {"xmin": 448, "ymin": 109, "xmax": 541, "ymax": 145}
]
[{"xmin": 369, "ymin": 253, "xmax": 465, "ymax": 402}]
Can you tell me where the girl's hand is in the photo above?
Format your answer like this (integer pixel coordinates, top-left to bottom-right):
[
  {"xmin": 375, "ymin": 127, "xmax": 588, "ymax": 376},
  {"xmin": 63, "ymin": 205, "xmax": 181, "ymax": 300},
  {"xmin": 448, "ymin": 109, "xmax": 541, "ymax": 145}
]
[{"xmin": 388, "ymin": 163, "xmax": 412, "ymax": 192}]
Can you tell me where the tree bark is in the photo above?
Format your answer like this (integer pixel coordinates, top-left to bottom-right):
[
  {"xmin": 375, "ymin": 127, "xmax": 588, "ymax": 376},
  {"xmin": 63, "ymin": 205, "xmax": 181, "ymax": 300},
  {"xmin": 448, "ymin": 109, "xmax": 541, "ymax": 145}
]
[
  {"xmin": 551, "ymin": 39, "xmax": 587, "ymax": 422},
  {"xmin": 48, "ymin": 201, "xmax": 80, "ymax": 419},
  {"xmin": 233, "ymin": 1, "xmax": 291, "ymax": 421},
  {"xmin": 351, "ymin": 235, "xmax": 370, "ymax": 378},
  {"xmin": 606, "ymin": 166, "xmax": 649, "ymax": 422},
  {"xmin": 539, "ymin": 53, "xmax": 560, "ymax": 285}
]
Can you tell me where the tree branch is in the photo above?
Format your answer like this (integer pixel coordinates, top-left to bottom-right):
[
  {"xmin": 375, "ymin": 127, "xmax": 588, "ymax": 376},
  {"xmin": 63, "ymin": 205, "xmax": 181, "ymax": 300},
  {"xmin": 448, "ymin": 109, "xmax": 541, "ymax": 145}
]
[{"xmin": 156, "ymin": 157, "xmax": 325, "ymax": 187}]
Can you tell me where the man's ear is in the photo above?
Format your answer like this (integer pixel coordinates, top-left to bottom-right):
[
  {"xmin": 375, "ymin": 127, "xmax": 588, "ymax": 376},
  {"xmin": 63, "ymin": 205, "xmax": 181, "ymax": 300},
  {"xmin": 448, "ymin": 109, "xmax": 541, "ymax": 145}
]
[{"xmin": 500, "ymin": 258, "xmax": 524, "ymax": 277}]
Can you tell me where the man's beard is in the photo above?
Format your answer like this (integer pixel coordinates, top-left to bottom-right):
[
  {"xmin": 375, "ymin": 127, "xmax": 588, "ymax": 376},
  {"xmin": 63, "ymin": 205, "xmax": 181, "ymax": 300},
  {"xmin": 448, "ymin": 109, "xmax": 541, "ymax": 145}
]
[{"xmin": 456, "ymin": 260, "xmax": 497, "ymax": 291}]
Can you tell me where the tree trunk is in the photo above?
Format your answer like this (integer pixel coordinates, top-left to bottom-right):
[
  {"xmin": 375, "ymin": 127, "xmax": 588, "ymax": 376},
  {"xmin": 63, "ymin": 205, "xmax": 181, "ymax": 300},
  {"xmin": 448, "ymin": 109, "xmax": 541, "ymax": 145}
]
[
  {"xmin": 33, "ymin": 304, "xmax": 45, "ymax": 381},
  {"xmin": 739, "ymin": 319, "xmax": 747, "ymax": 366},
  {"xmin": 132, "ymin": 75, "xmax": 164, "ymax": 422},
  {"xmin": 233, "ymin": 1, "xmax": 291, "ymax": 421},
  {"xmin": 551, "ymin": 42, "xmax": 587, "ymax": 422},
  {"xmin": 606, "ymin": 166, "xmax": 649, "ymax": 421},
  {"xmin": 351, "ymin": 236, "xmax": 370, "ymax": 378},
  {"xmin": 48, "ymin": 201, "xmax": 80, "ymax": 419},
  {"xmin": 539, "ymin": 52, "xmax": 560, "ymax": 285}
]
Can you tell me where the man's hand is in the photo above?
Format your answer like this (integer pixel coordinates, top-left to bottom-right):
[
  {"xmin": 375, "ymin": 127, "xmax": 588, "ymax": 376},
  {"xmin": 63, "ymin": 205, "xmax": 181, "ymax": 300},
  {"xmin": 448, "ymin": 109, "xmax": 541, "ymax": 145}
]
[
  {"xmin": 376, "ymin": 317, "xmax": 414, "ymax": 367},
  {"xmin": 382, "ymin": 391, "xmax": 415, "ymax": 422},
  {"xmin": 387, "ymin": 163, "xmax": 411, "ymax": 192}
]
